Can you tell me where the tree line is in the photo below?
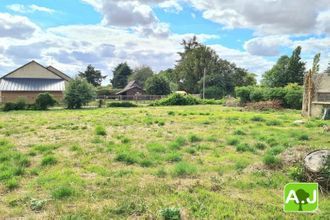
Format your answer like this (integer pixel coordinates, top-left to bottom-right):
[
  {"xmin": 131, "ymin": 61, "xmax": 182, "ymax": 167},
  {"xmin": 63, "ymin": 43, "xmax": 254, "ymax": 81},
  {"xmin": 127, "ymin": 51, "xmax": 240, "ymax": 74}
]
[{"xmin": 77, "ymin": 36, "xmax": 330, "ymax": 98}]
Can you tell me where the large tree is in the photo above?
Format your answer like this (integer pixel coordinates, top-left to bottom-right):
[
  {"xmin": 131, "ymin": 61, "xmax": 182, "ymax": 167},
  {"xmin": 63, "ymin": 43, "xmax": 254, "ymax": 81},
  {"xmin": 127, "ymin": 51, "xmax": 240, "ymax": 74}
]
[
  {"xmin": 78, "ymin": 65, "xmax": 106, "ymax": 87},
  {"xmin": 145, "ymin": 75, "xmax": 171, "ymax": 95},
  {"xmin": 129, "ymin": 66, "xmax": 154, "ymax": 87},
  {"xmin": 111, "ymin": 63, "xmax": 133, "ymax": 89},
  {"xmin": 262, "ymin": 46, "xmax": 306, "ymax": 87},
  {"xmin": 174, "ymin": 37, "xmax": 256, "ymax": 97},
  {"xmin": 286, "ymin": 46, "xmax": 306, "ymax": 85},
  {"xmin": 262, "ymin": 55, "xmax": 290, "ymax": 87}
]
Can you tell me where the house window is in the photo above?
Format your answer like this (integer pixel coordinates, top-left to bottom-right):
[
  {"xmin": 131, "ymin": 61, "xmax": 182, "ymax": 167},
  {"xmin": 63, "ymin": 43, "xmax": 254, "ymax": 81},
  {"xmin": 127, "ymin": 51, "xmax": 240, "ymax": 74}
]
[{"xmin": 318, "ymin": 93, "xmax": 330, "ymax": 102}]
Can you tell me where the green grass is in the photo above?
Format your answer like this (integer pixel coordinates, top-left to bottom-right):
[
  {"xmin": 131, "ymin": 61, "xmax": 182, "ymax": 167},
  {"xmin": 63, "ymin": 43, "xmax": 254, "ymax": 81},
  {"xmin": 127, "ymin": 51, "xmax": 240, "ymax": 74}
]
[{"xmin": 0, "ymin": 106, "xmax": 329, "ymax": 219}]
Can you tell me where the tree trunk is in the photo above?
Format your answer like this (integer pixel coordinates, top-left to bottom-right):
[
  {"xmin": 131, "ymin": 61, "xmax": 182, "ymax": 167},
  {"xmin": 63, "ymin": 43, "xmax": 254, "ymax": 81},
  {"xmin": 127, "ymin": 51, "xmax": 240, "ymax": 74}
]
[{"xmin": 304, "ymin": 150, "xmax": 330, "ymax": 192}]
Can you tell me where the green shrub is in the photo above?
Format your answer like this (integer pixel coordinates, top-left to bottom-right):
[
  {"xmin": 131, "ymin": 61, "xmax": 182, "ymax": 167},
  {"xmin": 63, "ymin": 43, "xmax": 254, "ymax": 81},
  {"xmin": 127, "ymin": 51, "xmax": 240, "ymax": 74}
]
[
  {"xmin": 284, "ymin": 84, "xmax": 303, "ymax": 109},
  {"xmin": 255, "ymin": 142, "xmax": 267, "ymax": 150},
  {"xmin": 188, "ymin": 134, "xmax": 202, "ymax": 143},
  {"xmin": 41, "ymin": 156, "xmax": 57, "ymax": 166},
  {"xmin": 5, "ymin": 178, "xmax": 19, "ymax": 190},
  {"xmin": 263, "ymin": 154, "xmax": 282, "ymax": 168},
  {"xmin": 235, "ymin": 160, "xmax": 249, "ymax": 171},
  {"xmin": 235, "ymin": 84, "xmax": 303, "ymax": 109},
  {"xmin": 64, "ymin": 78, "xmax": 96, "ymax": 109},
  {"xmin": 153, "ymin": 93, "xmax": 201, "ymax": 106},
  {"xmin": 30, "ymin": 199, "xmax": 47, "ymax": 211},
  {"xmin": 235, "ymin": 86, "xmax": 253, "ymax": 104},
  {"xmin": 233, "ymin": 129, "xmax": 246, "ymax": 135},
  {"xmin": 250, "ymin": 88, "xmax": 265, "ymax": 102},
  {"xmin": 35, "ymin": 93, "xmax": 57, "ymax": 110},
  {"xmin": 160, "ymin": 207, "xmax": 181, "ymax": 220},
  {"xmin": 165, "ymin": 152, "xmax": 182, "ymax": 162},
  {"xmin": 173, "ymin": 162, "xmax": 197, "ymax": 177},
  {"xmin": 236, "ymin": 143, "xmax": 255, "ymax": 153},
  {"xmin": 227, "ymin": 137, "xmax": 240, "ymax": 146},
  {"xmin": 3, "ymin": 99, "xmax": 27, "ymax": 112},
  {"xmin": 298, "ymin": 134, "xmax": 310, "ymax": 141},
  {"xmin": 115, "ymin": 151, "xmax": 140, "ymax": 165},
  {"xmin": 250, "ymin": 116, "xmax": 266, "ymax": 122},
  {"xmin": 95, "ymin": 125, "xmax": 107, "ymax": 136},
  {"xmin": 107, "ymin": 102, "xmax": 137, "ymax": 108},
  {"xmin": 51, "ymin": 186, "xmax": 75, "ymax": 199},
  {"xmin": 266, "ymin": 120, "xmax": 282, "ymax": 126}
]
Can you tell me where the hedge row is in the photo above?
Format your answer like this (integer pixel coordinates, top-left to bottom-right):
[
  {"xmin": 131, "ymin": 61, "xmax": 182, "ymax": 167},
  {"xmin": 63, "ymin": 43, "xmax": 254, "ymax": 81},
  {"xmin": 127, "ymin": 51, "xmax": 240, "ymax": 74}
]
[{"xmin": 235, "ymin": 84, "xmax": 303, "ymax": 109}]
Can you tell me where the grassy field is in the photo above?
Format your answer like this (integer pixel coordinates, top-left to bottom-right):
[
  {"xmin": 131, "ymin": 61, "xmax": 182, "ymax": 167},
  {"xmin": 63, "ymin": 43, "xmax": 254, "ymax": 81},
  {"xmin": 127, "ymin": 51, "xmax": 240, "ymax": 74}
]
[{"xmin": 0, "ymin": 105, "xmax": 329, "ymax": 219}]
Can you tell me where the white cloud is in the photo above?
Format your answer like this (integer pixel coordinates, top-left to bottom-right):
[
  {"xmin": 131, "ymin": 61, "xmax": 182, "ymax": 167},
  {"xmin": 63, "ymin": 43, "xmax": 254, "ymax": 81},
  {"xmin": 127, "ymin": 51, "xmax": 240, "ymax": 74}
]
[
  {"xmin": 189, "ymin": 0, "xmax": 330, "ymax": 35},
  {"xmin": 0, "ymin": 13, "xmax": 38, "ymax": 39},
  {"xmin": 244, "ymin": 36, "xmax": 292, "ymax": 56},
  {"xmin": 7, "ymin": 4, "xmax": 55, "ymax": 14}
]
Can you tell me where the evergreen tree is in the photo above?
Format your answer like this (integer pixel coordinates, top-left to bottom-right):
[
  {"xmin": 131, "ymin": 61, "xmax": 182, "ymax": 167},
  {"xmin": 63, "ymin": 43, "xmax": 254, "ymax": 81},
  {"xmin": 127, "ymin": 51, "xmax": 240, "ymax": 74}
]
[
  {"xmin": 111, "ymin": 63, "xmax": 133, "ymax": 89},
  {"xmin": 78, "ymin": 65, "xmax": 106, "ymax": 87}
]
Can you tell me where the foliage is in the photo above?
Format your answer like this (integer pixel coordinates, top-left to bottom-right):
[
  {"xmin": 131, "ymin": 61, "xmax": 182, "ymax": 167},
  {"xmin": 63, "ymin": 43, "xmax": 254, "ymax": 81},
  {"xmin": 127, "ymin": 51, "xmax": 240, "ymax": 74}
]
[
  {"xmin": 173, "ymin": 162, "xmax": 197, "ymax": 177},
  {"xmin": 263, "ymin": 154, "xmax": 282, "ymax": 168},
  {"xmin": 174, "ymin": 36, "xmax": 256, "ymax": 97},
  {"xmin": 107, "ymin": 102, "xmax": 137, "ymax": 108},
  {"xmin": 35, "ymin": 93, "xmax": 57, "ymax": 110},
  {"xmin": 235, "ymin": 84, "xmax": 303, "ymax": 109},
  {"xmin": 262, "ymin": 46, "xmax": 306, "ymax": 87},
  {"xmin": 41, "ymin": 155, "xmax": 57, "ymax": 166},
  {"xmin": 95, "ymin": 125, "xmax": 107, "ymax": 136},
  {"xmin": 160, "ymin": 207, "xmax": 181, "ymax": 220},
  {"xmin": 64, "ymin": 78, "xmax": 96, "ymax": 109},
  {"xmin": 111, "ymin": 63, "xmax": 133, "ymax": 89},
  {"xmin": 145, "ymin": 75, "xmax": 171, "ymax": 95},
  {"xmin": 153, "ymin": 94, "xmax": 201, "ymax": 106},
  {"xmin": 129, "ymin": 66, "xmax": 154, "ymax": 87},
  {"xmin": 3, "ymin": 98, "xmax": 27, "ymax": 112},
  {"xmin": 78, "ymin": 65, "xmax": 106, "ymax": 87}
]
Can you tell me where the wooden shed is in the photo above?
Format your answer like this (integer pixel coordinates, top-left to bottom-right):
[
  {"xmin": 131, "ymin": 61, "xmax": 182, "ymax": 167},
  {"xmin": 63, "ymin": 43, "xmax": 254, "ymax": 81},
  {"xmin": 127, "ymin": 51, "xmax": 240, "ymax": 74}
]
[{"xmin": 116, "ymin": 81, "xmax": 145, "ymax": 96}]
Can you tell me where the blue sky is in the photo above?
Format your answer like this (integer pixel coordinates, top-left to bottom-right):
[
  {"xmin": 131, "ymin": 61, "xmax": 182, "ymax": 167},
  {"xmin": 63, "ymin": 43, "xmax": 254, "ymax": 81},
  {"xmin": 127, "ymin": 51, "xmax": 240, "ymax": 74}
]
[{"xmin": 0, "ymin": 0, "xmax": 329, "ymax": 79}]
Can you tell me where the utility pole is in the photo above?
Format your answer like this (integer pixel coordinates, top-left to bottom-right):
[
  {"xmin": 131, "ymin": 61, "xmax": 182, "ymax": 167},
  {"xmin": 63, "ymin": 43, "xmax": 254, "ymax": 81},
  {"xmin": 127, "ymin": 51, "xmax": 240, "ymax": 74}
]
[{"xmin": 202, "ymin": 67, "xmax": 206, "ymax": 99}]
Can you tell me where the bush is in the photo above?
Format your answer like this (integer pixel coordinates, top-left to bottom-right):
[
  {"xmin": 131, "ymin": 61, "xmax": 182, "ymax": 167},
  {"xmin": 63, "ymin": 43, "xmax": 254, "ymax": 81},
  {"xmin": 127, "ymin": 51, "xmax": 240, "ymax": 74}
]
[
  {"xmin": 145, "ymin": 75, "xmax": 171, "ymax": 95},
  {"xmin": 107, "ymin": 102, "xmax": 137, "ymax": 108},
  {"xmin": 64, "ymin": 78, "xmax": 96, "ymax": 109},
  {"xmin": 235, "ymin": 86, "xmax": 252, "ymax": 104},
  {"xmin": 3, "ymin": 99, "xmax": 27, "ymax": 112},
  {"xmin": 263, "ymin": 154, "xmax": 282, "ymax": 168},
  {"xmin": 236, "ymin": 84, "xmax": 303, "ymax": 109},
  {"xmin": 204, "ymin": 86, "xmax": 225, "ymax": 99},
  {"xmin": 160, "ymin": 207, "xmax": 181, "ymax": 220},
  {"xmin": 173, "ymin": 162, "xmax": 197, "ymax": 177},
  {"xmin": 153, "ymin": 93, "xmax": 201, "ymax": 106},
  {"xmin": 284, "ymin": 85, "xmax": 303, "ymax": 109},
  {"xmin": 35, "ymin": 93, "xmax": 57, "ymax": 110},
  {"xmin": 249, "ymin": 88, "xmax": 265, "ymax": 102},
  {"xmin": 51, "ymin": 186, "xmax": 75, "ymax": 199},
  {"xmin": 41, "ymin": 155, "xmax": 57, "ymax": 166},
  {"xmin": 95, "ymin": 125, "xmax": 107, "ymax": 136}
]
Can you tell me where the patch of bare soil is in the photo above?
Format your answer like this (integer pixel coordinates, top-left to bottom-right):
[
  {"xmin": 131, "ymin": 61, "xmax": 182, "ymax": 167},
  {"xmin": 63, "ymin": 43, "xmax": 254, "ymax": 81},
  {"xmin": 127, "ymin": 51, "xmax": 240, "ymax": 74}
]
[{"xmin": 280, "ymin": 146, "xmax": 311, "ymax": 166}]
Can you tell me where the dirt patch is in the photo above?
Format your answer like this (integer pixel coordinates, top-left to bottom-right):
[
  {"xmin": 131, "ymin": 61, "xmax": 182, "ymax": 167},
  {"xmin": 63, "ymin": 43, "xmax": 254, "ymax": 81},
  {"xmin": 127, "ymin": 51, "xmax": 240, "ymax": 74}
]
[{"xmin": 280, "ymin": 146, "xmax": 311, "ymax": 166}]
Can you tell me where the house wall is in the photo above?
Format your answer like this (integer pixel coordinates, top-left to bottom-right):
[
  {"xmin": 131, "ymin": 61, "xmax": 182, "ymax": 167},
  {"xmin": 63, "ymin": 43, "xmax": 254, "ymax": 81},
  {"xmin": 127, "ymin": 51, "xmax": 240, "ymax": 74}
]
[
  {"xmin": 0, "ymin": 91, "xmax": 64, "ymax": 103},
  {"xmin": 6, "ymin": 62, "xmax": 61, "ymax": 79}
]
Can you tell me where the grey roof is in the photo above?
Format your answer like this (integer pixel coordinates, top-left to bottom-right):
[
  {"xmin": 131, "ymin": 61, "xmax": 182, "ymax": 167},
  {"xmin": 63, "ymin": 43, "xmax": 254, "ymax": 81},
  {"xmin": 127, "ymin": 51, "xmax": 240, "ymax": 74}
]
[
  {"xmin": 116, "ymin": 80, "xmax": 144, "ymax": 95},
  {"xmin": 0, "ymin": 78, "xmax": 65, "ymax": 91}
]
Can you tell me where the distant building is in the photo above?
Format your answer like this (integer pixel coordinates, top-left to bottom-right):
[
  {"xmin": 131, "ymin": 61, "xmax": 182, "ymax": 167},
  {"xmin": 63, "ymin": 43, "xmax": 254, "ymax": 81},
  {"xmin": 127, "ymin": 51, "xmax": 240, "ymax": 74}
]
[
  {"xmin": 0, "ymin": 60, "xmax": 71, "ymax": 103},
  {"xmin": 116, "ymin": 81, "xmax": 145, "ymax": 96},
  {"xmin": 302, "ymin": 73, "xmax": 330, "ymax": 117}
]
